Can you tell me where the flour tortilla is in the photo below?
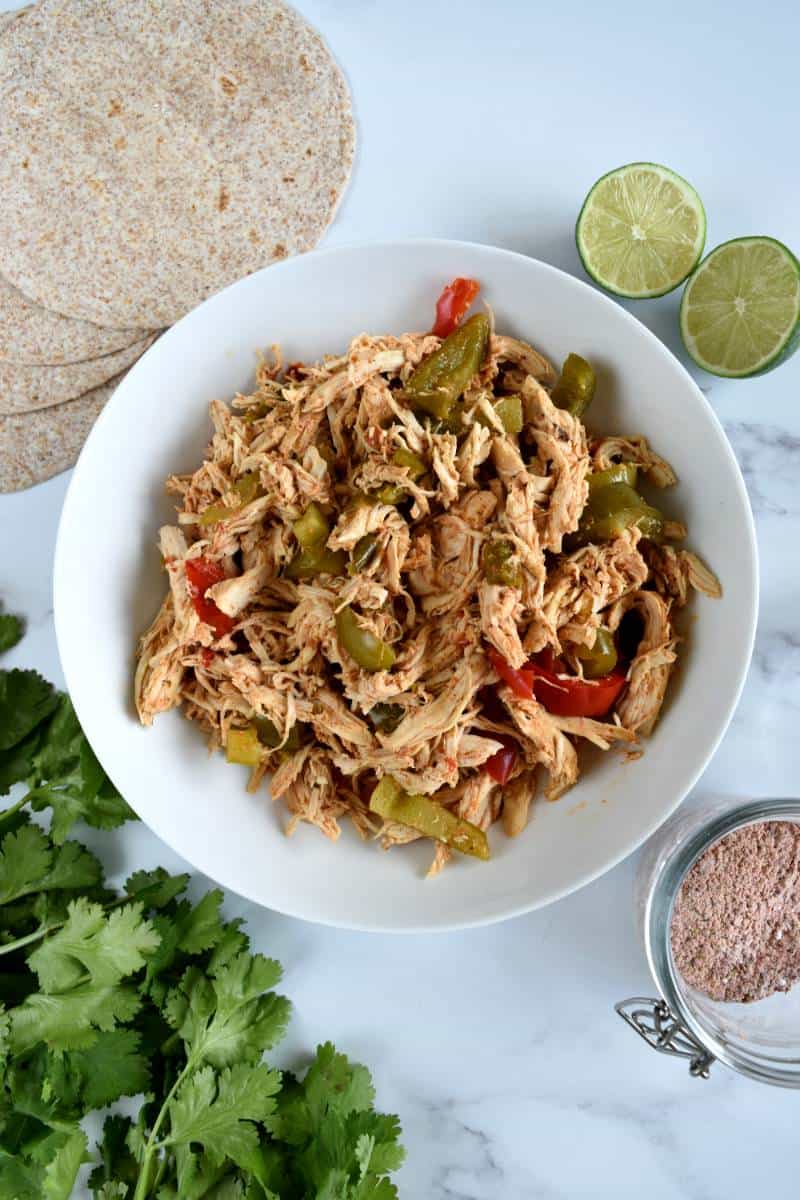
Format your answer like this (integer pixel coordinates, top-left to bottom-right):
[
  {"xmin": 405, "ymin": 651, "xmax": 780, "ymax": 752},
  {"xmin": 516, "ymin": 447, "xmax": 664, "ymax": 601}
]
[
  {"xmin": 0, "ymin": 334, "xmax": 154, "ymax": 415},
  {"xmin": 0, "ymin": 273, "xmax": 150, "ymax": 366},
  {"xmin": 0, "ymin": 5, "xmax": 32, "ymax": 33},
  {"xmin": 0, "ymin": 0, "xmax": 355, "ymax": 328},
  {"xmin": 0, "ymin": 5, "xmax": 151, "ymax": 364},
  {"xmin": 0, "ymin": 372, "xmax": 124, "ymax": 492}
]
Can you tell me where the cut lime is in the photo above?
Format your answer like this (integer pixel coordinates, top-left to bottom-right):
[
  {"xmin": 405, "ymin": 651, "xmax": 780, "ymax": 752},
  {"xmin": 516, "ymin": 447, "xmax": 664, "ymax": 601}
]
[
  {"xmin": 680, "ymin": 237, "xmax": 800, "ymax": 377},
  {"xmin": 576, "ymin": 163, "xmax": 706, "ymax": 298}
]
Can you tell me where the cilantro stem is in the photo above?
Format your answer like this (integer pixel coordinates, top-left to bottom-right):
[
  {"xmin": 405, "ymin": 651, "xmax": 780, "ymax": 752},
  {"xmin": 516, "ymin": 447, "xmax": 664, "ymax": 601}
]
[
  {"xmin": 0, "ymin": 920, "xmax": 63, "ymax": 957},
  {"xmin": 0, "ymin": 895, "xmax": 129, "ymax": 958},
  {"xmin": 151, "ymin": 1152, "xmax": 170, "ymax": 1193},
  {"xmin": 0, "ymin": 794, "xmax": 29, "ymax": 825},
  {"xmin": 132, "ymin": 1057, "xmax": 194, "ymax": 1200}
]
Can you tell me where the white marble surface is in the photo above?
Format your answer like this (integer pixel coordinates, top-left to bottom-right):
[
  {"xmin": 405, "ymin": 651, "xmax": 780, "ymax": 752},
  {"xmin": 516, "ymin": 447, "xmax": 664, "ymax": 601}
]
[{"xmin": 2, "ymin": 0, "xmax": 800, "ymax": 1195}]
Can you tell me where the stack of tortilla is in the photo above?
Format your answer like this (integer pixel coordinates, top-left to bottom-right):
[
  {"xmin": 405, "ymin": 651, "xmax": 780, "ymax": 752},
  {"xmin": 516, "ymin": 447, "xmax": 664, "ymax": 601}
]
[{"xmin": 0, "ymin": 0, "xmax": 355, "ymax": 491}]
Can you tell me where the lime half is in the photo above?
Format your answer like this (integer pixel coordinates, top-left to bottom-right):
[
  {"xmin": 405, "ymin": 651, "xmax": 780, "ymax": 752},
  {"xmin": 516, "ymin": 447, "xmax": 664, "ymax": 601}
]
[
  {"xmin": 680, "ymin": 237, "xmax": 800, "ymax": 377},
  {"xmin": 576, "ymin": 163, "xmax": 706, "ymax": 298}
]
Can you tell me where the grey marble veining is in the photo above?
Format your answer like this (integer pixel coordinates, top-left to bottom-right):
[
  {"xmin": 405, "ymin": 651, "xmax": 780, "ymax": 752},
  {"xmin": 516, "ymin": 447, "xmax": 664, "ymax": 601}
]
[{"xmin": 722, "ymin": 422, "xmax": 800, "ymax": 518}]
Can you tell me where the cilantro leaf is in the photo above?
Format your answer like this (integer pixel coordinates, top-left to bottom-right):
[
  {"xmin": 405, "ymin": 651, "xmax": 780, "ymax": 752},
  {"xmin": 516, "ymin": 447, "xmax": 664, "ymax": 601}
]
[
  {"xmin": 0, "ymin": 1004, "xmax": 9, "ymax": 1073},
  {"xmin": 41, "ymin": 1127, "xmax": 90, "ymax": 1200},
  {"xmin": 350, "ymin": 1114, "xmax": 405, "ymax": 1175},
  {"xmin": 124, "ymin": 867, "xmax": 189, "ymax": 910},
  {"xmin": 0, "ymin": 1155, "xmax": 44, "ymax": 1200},
  {"xmin": 0, "ymin": 612, "xmax": 23, "ymax": 654},
  {"xmin": 178, "ymin": 889, "xmax": 227, "ymax": 955},
  {"xmin": 27, "ymin": 897, "xmax": 159, "ymax": 993},
  {"xmin": 0, "ymin": 1126, "xmax": 89, "ymax": 1200},
  {"xmin": 265, "ymin": 1046, "xmax": 404, "ymax": 1199},
  {"xmin": 9, "ymin": 899, "xmax": 160, "ymax": 1055},
  {"xmin": 26, "ymin": 697, "xmax": 136, "ymax": 843},
  {"xmin": 166, "ymin": 1063, "xmax": 281, "ymax": 1169},
  {"xmin": 88, "ymin": 1115, "xmax": 139, "ymax": 1196},
  {"xmin": 94, "ymin": 1185, "xmax": 130, "ymax": 1200},
  {"xmin": 0, "ymin": 824, "xmax": 50, "ymax": 904},
  {"xmin": 143, "ymin": 890, "xmax": 226, "ymax": 1003},
  {"xmin": 0, "ymin": 724, "xmax": 46, "ymax": 795},
  {"xmin": 0, "ymin": 669, "xmax": 60, "ymax": 751},
  {"xmin": 0, "ymin": 824, "xmax": 101, "ymax": 905},
  {"xmin": 165, "ymin": 952, "xmax": 290, "ymax": 1069},
  {"xmin": 10, "ymin": 1032, "xmax": 146, "ymax": 1121},
  {"xmin": 9, "ymin": 979, "xmax": 144, "ymax": 1055},
  {"xmin": 70, "ymin": 1028, "xmax": 151, "ymax": 1108},
  {"xmin": 171, "ymin": 1147, "xmax": 239, "ymax": 1200},
  {"xmin": 8, "ymin": 1044, "xmax": 83, "ymax": 1125},
  {"xmin": 352, "ymin": 1178, "xmax": 400, "ymax": 1199},
  {"xmin": 207, "ymin": 919, "xmax": 251, "ymax": 973},
  {"xmin": 303, "ymin": 1042, "xmax": 376, "ymax": 1120}
]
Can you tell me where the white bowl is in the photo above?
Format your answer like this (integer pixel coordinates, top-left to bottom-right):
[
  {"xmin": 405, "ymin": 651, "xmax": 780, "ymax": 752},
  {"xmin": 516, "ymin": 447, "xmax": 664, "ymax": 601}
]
[{"xmin": 54, "ymin": 240, "xmax": 758, "ymax": 932}]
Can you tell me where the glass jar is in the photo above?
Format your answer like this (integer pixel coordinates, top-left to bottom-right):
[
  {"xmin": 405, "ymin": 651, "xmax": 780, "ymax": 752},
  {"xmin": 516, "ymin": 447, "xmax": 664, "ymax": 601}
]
[{"xmin": 617, "ymin": 797, "xmax": 800, "ymax": 1087}]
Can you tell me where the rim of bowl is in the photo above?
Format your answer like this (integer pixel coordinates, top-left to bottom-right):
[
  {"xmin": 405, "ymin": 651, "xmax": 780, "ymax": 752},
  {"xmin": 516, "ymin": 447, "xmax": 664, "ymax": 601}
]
[{"xmin": 53, "ymin": 238, "xmax": 759, "ymax": 931}]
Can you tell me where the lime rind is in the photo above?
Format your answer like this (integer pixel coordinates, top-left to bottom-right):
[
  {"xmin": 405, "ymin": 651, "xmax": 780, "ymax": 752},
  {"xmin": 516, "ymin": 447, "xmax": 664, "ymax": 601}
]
[
  {"xmin": 576, "ymin": 162, "xmax": 706, "ymax": 299},
  {"xmin": 680, "ymin": 236, "xmax": 800, "ymax": 378}
]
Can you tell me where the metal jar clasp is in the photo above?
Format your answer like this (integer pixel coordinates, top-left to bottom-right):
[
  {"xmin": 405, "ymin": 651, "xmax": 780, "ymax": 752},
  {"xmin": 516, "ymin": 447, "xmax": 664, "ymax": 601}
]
[{"xmin": 615, "ymin": 997, "xmax": 715, "ymax": 1078}]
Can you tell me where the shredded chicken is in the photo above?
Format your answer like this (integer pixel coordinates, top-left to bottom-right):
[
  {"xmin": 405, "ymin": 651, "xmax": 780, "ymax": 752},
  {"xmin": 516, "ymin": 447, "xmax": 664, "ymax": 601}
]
[
  {"xmin": 607, "ymin": 590, "xmax": 678, "ymax": 736},
  {"xmin": 136, "ymin": 304, "xmax": 719, "ymax": 873}
]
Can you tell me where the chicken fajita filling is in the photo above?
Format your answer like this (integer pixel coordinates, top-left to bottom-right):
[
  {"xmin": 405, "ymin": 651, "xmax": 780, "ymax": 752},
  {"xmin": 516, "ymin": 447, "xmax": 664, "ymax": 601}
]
[{"xmin": 135, "ymin": 280, "xmax": 720, "ymax": 874}]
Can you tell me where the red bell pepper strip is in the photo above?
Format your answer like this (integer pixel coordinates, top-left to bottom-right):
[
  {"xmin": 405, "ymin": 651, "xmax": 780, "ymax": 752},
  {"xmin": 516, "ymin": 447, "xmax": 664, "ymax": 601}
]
[
  {"xmin": 432, "ymin": 277, "xmax": 480, "ymax": 338},
  {"xmin": 529, "ymin": 657, "xmax": 627, "ymax": 718},
  {"xmin": 487, "ymin": 646, "xmax": 535, "ymax": 700},
  {"xmin": 483, "ymin": 734, "xmax": 519, "ymax": 784},
  {"xmin": 185, "ymin": 556, "xmax": 236, "ymax": 639},
  {"xmin": 488, "ymin": 645, "xmax": 627, "ymax": 718}
]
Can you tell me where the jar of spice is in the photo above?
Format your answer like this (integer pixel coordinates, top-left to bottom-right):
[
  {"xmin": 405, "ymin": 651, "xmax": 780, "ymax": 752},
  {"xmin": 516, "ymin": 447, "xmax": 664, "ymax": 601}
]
[{"xmin": 617, "ymin": 797, "xmax": 800, "ymax": 1087}]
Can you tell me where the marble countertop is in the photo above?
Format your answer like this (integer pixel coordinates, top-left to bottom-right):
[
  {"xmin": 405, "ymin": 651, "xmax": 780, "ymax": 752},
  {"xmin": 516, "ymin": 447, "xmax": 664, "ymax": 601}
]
[{"xmin": 2, "ymin": 0, "xmax": 799, "ymax": 1194}]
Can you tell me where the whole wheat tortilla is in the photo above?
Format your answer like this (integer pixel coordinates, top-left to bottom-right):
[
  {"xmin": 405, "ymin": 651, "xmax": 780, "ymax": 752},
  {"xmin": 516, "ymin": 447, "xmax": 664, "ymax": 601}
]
[
  {"xmin": 0, "ymin": 334, "xmax": 154, "ymax": 415},
  {"xmin": 0, "ymin": 273, "xmax": 150, "ymax": 366},
  {"xmin": 0, "ymin": 0, "xmax": 355, "ymax": 329},
  {"xmin": 0, "ymin": 5, "xmax": 32, "ymax": 33},
  {"xmin": 0, "ymin": 372, "xmax": 124, "ymax": 493},
  {"xmin": 0, "ymin": 5, "xmax": 152, "ymax": 364}
]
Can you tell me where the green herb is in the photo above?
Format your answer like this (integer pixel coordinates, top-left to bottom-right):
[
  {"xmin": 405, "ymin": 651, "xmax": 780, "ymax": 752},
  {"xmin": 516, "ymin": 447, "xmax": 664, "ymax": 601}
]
[
  {"xmin": 0, "ymin": 672, "xmax": 135, "ymax": 842},
  {"xmin": 0, "ymin": 648, "xmax": 405, "ymax": 1198},
  {"xmin": 0, "ymin": 607, "xmax": 23, "ymax": 654}
]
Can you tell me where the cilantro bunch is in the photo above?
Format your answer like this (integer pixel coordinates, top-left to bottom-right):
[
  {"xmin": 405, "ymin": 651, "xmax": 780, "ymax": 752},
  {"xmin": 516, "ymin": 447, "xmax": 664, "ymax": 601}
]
[{"xmin": 0, "ymin": 632, "xmax": 404, "ymax": 1198}]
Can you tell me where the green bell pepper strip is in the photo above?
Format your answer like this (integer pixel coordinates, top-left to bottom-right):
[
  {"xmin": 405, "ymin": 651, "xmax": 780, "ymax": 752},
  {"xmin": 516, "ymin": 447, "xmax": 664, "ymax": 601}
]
[
  {"xmin": 426, "ymin": 407, "xmax": 465, "ymax": 436},
  {"xmin": 482, "ymin": 540, "xmax": 522, "ymax": 588},
  {"xmin": 198, "ymin": 472, "xmax": 262, "ymax": 527},
  {"xmin": 285, "ymin": 546, "xmax": 347, "ymax": 580},
  {"xmin": 370, "ymin": 450, "xmax": 425, "ymax": 505},
  {"xmin": 392, "ymin": 447, "xmax": 427, "ymax": 476},
  {"xmin": 551, "ymin": 353, "xmax": 596, "ymax": 418},
  {"xmin": 405, "ymin": 313, "xmax": 490, "ymax": 420},
  {"xmin": 373, "ymin": 482, "xmax": 408, "ymax": 505},
  {"xmin": 576, "ymin": 627, "xmax": 618, "ymax": 679},
  {"xmin": 494, "ymin": 394, "xmax": 523, "ymax": 434},
  {"xmin": 587, "ymin": 463, "xmax": 638, "ymax": 493},
  {"xmin": 475, "ymin": 393, "xmax": 523, "ymax": 435},
  {"xmin": 574, "ymin": 482, "xmax": 664, "ymax": 546},
  {"xmin": 369, "ymin": 777, "xmax": 490, "ymax": 861},
  {"xmin": 348, "ymin": 533, "xmax": 380, "ymax": 576},
  {"xmin": 253, "ymin": 717, "xmax": 304, "ymax": 751},
  {"xmin": 335, "ymin": 606, "xmax": 396, "ymax": 671},
  {"xmin": 285, "ymin": 502, "xmax": 349, "ymax": 577},
  {"xmin": 293, "ymin": 502, "xmax": 329, "ymax": 551},
  {"xmin": 226, "ymin": 726, "xmax": 262, "ymax": 766},
  {"xmin": 367, "ymin": 703, "xmax": 404, "ymax": 733}
]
